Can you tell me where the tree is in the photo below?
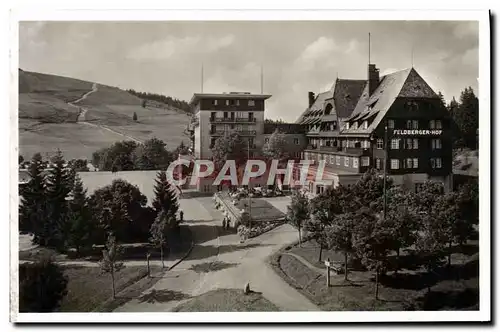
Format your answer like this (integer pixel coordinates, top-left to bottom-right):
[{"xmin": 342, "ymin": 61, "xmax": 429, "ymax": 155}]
[
  {"xmin": 325, "ymin": 213, "xmax": 356, "ymax": 280},
  {"xmin": 19, "ymin": 257, "xmax": 68, "ymax": 312},
  {"xmin": 414, "ymin": 221, "xmax": 446, "ymax": 293},
  {"xmin": 383, "ymin": 187, "xmax": 419, "ymax": 272},
  {"xmin": 133, "ymin": 138, "xmax": 173, "ymax": 170},
  {"xmin": 149, "ymin": 210, "xmax": 171, "ymax": 268},
  {"xmin": 287, "ymin": 190, "xmax": 310, "ymax": 246},
  {"xmin": 152, "ymin": 171, "xmax": 179, "ymax": 220},
  {"xmin": 174, "ymin": 141, "xmax": 189, "ymax": 156},
  {"xmin": 92, "ymin": 141, "xmax": 138, "ymax": 171},
  {"xmin": 353, "ymin": 208, "xmax": 392, "ymax": 300},
  {"xmin": 89, "ymin": 179, "xmax": 149, "ymax": 243},
  {"xmin": 211, "ymin": 132, "xmax": 248, "ymax": 169},
  {"xmin": 67, "ymin": 174, "xmax": 93, "ymax": 256},
  {"xmin": 67, "ymin": 159, "xmax": 89, "ymax": 172},
  {"xmin": 307, "ymin": 186, "xmax": 345, "ymax": 262},
  {"xmin": 19, "ymin": 153, "xmax": 47, "ymax": 235},
  {"xmin": 99, "ymin": 233, "xmax": 125, "ymax": 299},
  {"xmin": 453, "ymin": 87, "xmax": 479, "ymax": 149},
  {"xmin": 262, "ymin": 129, "xmax": 289, "ymax": 161},
  {"xmin": 45, "ymin": 150, "xmax": 73, "ymax": 249},
  {"xmin": 141, "ymin": 99, "xmax": 146, "ymax": 108},
  {"xmin": 352, "ymin": 168, "xmax": 391, "ymax": 211}
]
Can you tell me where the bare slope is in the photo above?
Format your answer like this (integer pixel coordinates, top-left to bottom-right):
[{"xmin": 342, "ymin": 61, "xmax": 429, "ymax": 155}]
[{"xmin": 18, "ymin": 70, "xmax": 191, "ymax": 160}]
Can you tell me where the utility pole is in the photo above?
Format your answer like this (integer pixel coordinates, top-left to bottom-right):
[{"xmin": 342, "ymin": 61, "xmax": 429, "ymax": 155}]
[
  {"xmin": 383, "ymin": 120, "xmax": 388, "ymax": 219},
  {"xmin": 247, "ymin": 139, "xmax": 252, "ymax": 230}
]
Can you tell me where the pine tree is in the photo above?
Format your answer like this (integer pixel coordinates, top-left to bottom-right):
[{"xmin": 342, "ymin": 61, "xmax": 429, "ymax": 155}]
[
  {"xmin": 67, "ymin": 174, "xmax": 93, "ymax": 256},
  {"xmin": 454, "ymin": 87, "xmax": 479, "ymax": 149},
  {"xmin": 19, "ymin": 153, "xmax": 47, "ymax": 237},
  {"xmin": 152, "ymin": 171, "xmax": 179, "ymax": 220},
  {"xmin": 45, "ymin": 150, "xmax": 73, "ymax": 249}
]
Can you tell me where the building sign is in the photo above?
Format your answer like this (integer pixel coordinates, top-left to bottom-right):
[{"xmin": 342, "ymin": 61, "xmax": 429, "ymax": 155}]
[{"xmin": 393, "ymin": 129, "xmax": 442, "ymax": 136}]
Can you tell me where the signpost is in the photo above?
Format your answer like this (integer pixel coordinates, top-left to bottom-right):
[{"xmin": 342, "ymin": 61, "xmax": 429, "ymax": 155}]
[{"xmin": 324, "ymin": 259, "xmax": 331, "ymax": 287}]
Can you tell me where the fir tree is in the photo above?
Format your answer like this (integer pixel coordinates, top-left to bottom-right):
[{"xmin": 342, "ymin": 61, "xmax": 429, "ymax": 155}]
[
  {"xmin": 454, "ymin": 87, "xmax": 479, "ymax": 149},
  {"xmin": 45, "ymin": 150, "xmax": 73, "ymax": 249},
  {"xmin": 152, "ymin": 171, "xmax": 179, "ymax": 220},
  {"xmin": 67, "ymin": 174, "xmax": 93, "ymax": 256},
  {"xmin": 19, "ymin": 153, "xmax": 47, "ymax": 237}
]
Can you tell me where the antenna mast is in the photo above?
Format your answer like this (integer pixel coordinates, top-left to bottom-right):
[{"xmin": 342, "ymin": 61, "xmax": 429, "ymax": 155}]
[
  {"xmin": 411, "ymin": 44, "xmax": 414, "ymax": 68},
  {"xmin": 260, "ymin": 64, "xmax": 264, "ymax": 94},
  {"xmin": 368, "ymin": 32, "xmax": 371, "ymax": 65}
]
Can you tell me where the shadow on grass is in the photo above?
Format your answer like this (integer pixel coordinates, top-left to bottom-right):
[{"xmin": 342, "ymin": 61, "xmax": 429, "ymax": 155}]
[
  {"xmin": 189, "ymin": 261, "xmax": 239, "ymax": 273},
  {"xmin": 380, "ymin": 259, "xmax": 479, "ymax": 291},
  {"xmin": 138, "ymin": 289, "xmax": 191, "ymax": 304},
  {"xmin": 411, "ymin": 288, "xmax": 479, "ymax": 310}
]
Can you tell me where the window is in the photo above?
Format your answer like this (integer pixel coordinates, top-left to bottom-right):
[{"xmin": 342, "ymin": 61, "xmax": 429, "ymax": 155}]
[
  {"xmin": 413, "ymin": 158, "xmax": 419, "ymax": 168},
  {"xmin": 390, "ymin": 159, "xmax": 400, "ymax": 170},
  {"xmin": 236, "ymin": 100, "xmax": 240, "ymax": 106},
  {"xmin": 391, "ymin": 138, "xmax": 400, "ymax": 150},
  {"xmin": 432, "ymin": 138, "xmax": 442, "ymax": 149},
  {"xmin": 387, "ymin": 119, "xmax": 395, "ymax": 129},
  {"xmin": 431, "ymin": 157, "xmax": 442, "ymax": 169},
  {"xmin": 226, "ymin": 100, "xmax": 230, "ymax": 106},
  {"xmin": 213, "ymin": 100, "xmax": 218, "ymax": 106},
  {"xmin": 362, "ymin": 140, "xmax": 370, "ymax": 149},
  {"xmin": 295, "ymin": 152, "xmax": 301, "ymax": 158},
  {"xmin": 361, "ymin": 156, "xmax": 370, "ymax": 166},
  {"xmin": 353, "ymin": 158, "xmax": 359, "ymax": 168},
  {"xmin": 376, "ymin": 158, "xmax": 382, "ymax": 170},
  {"xmin": 264, "ymin": 138, "xmax": 269, "ymax": 144},
  {"xmin": 210, "ymin": 111, "xmax": 216, "ymax": 119},
  {"xmin": 345, "ymin": 157, "xmax": 350, "ymax": 167},
  {"xmin": 333, "ymin": 121, "xmax": 338, "ymax": 130},
  {"xmin": 429, "ymin": 120, "xmax": 436, "ymax": 129},
  {"xmin": 330, "ymin": 155, "xmax": 335, "ymax": 164},
  {"xmin": 248, "ymin": 100, "xmax": 255, "ymax": 106},
  {"xmin": 293, "ymin": 138, "xmax": 299, "ymax": 145},
  {"xmin": 436, "ymin": 120, "xmax": 442, "ymax": 129},
  {"xmin": 406, "ymin": 138, "xmax": 413, "ymax": 149},
  {"xmin": 345, "ymin": 122, "xmax": 350, "ymax": 130},
  {"xmin": 248, "ymin": 112, "xmax": 254, "ymax": 121},
  {"xmin": 413, "ymin": 138, "xmax": 419, "ymax": 149},
  {"xmin": 336, "ymin": 156, "xmax": 341, "ymax": 165},
  {"xmin": 362, "ymin": 121, "xmax": 368, "ymax": 129},
  {"xmin": 376, "ymin": 139, "xmax": 384, "ymax": 149},
  {"xmin": 407, "ymin": 120, "xmax": 418, "ymax": 129},
  {"xmin": 405, "ymin": 158, "xmax": 413, "ymax": 169},
  {"xmin": 352, "ymin": 122, "xmax": 358, "ymax": 130},
  {"xmin": 223, "ymin": 111, "xmax": 228, "ymax": 118}
]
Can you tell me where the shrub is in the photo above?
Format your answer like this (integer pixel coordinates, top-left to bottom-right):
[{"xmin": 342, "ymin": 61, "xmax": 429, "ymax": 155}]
[{"xmin": 19, "ymin": 257, "xmax": 68, "ymax": 312}]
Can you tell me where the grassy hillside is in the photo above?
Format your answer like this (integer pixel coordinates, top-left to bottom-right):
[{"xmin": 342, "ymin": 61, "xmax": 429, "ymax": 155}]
[{"xmin": 18, "ymin": 70, "xmax": 191, "ymax": 160}]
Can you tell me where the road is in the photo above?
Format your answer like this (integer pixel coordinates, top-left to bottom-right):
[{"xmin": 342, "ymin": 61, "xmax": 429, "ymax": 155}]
[
  {"xmin": 114, "ymin": 196, "xmax": 319, "ymax": 312},
  {"xmin": 69, "ymin": 83, "xmax": 143, "ymax": 144}
]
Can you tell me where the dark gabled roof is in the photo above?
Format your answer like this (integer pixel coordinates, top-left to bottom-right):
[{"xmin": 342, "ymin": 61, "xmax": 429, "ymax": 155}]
[
  {"xmin": 341, "ymin": 67, "xmax": 439, "ymax": 136},
  {"xmin": 333, "ymin": 79, "xmax": 366, "ymax": 118},
  {"xmin": 295, "ymin": 79, "xmax": 365, "ymax": 124}
]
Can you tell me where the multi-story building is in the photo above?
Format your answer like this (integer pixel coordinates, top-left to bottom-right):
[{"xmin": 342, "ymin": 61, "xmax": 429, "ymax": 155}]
[
  {"xmin": 189, "ymin": 92, "xmax": 272, "ymax": 160},
  {"xmin": 188, "ymin": 64, "xmax": 453, "ymax": 195},
  {"xmin": 297, "ymin": 64, "xmax": 453, "ymax": 194}
]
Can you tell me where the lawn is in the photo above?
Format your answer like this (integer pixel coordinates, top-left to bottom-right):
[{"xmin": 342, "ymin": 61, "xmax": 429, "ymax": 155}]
[
  {"xmin": 273, "ymin": 240, "xmax": 480, "ymax": 311},
  {"xmin": 59, "ymin": 265, "xmax": 153, "ymax": 312},
  {"xmin": 230, "ymin": 197, "xmax": 286, "ymax": 222},
  {"xmin": 172, "ymin": 289, "xmax": 280, "ymax": 312}
]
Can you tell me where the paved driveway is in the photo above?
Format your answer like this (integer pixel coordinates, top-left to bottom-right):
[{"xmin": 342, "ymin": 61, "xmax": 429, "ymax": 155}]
[{"xmin": 115, "ymin": 196, "xmax": 319, "ymax": 312}]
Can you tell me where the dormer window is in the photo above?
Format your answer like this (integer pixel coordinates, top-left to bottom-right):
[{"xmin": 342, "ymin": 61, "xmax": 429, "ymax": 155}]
[
  {"xmin": 362, "ymin": 121, "xmax": 368, "ymax": 129},
  {"xmin": 352, "ymin": 122, "xmax": 358, "ymax": 130},
  {"xmin": 345, "ymin": 122, "xmax": 350, "ymax": 130}
]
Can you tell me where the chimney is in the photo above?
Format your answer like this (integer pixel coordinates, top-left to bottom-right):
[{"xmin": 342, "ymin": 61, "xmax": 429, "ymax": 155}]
[
  {"xmin": 308, "ymin": 92, "xmax": 316, "ymax": 108},
  {"xmin": 368, "ymin": 64, "xmax": 380, "ymax": 96}
]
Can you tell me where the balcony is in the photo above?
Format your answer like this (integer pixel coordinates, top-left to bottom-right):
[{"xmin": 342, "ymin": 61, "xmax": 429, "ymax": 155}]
[
  {"xmin": 209, "ymin": 130, "xmax": 257, "ymax": 136},
  {"xmin": 209, "ymin": 117, "xmax": 256, "ymax": 123}
]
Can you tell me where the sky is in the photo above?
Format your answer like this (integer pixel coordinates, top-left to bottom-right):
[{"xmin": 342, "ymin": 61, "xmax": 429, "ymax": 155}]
[{"xmin": 19, "ymin": 21, "xmax": 479, "ymax": 122}]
